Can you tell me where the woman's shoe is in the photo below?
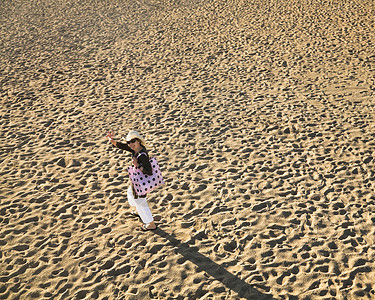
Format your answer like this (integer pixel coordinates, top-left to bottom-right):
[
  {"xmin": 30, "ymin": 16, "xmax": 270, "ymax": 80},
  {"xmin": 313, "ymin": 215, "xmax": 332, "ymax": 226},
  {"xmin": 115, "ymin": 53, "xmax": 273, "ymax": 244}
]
[
  {"xmin": 130, "ymin": 211, "xmax": 142, "ymax": 221},
  {"xmin": 141, "ymin": 223, "xmax": 157, "ymax": 231}
]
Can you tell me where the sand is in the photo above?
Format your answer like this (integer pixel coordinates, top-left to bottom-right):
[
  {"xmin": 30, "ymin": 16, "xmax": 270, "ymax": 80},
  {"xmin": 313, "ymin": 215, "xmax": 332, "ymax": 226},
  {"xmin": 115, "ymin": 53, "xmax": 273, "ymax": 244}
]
[{"xmin": 1, "ymin": 0, "xmax": 375, "ymax": 299}]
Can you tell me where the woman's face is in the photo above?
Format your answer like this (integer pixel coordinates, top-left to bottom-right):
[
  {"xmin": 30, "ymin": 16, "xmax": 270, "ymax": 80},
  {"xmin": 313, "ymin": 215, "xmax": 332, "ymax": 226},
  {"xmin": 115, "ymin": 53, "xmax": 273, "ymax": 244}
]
[{"xmin": 127, "ymin": 138, "xmax": 140, "ymax": 151}]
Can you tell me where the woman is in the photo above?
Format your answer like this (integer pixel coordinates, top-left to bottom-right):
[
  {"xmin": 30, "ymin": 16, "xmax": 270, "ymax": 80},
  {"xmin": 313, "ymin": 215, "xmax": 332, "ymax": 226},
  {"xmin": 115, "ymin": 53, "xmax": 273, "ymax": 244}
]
[{"xmin": 107, "ymin": 130, "xmax": 157, "ymax": 231}]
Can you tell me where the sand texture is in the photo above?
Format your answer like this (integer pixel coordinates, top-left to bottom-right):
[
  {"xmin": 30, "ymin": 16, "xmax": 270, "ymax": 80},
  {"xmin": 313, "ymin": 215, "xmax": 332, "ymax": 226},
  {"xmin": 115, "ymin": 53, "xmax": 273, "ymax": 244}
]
[{"xmin": 1, "ymin": 0, "xmax": 375, "ymax": 299}]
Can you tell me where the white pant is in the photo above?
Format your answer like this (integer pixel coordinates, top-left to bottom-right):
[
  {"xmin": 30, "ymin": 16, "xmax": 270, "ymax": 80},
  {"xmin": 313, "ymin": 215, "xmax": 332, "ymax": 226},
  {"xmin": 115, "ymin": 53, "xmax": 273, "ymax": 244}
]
[{"xmin": 127, "ymin": 186, "xmax": 154, "ymax": 224}]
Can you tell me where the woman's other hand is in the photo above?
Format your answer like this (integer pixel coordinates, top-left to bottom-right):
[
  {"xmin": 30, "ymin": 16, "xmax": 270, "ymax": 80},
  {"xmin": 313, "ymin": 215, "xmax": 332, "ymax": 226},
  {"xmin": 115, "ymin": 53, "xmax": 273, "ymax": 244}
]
[{"xmin": 132, "ymin": 157, "xmax": 140, "ymax": 167}]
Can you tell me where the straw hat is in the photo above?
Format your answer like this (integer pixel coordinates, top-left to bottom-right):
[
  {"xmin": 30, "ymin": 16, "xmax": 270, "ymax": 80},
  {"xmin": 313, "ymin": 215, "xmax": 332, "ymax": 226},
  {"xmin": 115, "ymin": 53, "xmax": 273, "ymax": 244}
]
[{"xmin": 126, "ymin": 131, "xmax": 146, "ymax": 147}]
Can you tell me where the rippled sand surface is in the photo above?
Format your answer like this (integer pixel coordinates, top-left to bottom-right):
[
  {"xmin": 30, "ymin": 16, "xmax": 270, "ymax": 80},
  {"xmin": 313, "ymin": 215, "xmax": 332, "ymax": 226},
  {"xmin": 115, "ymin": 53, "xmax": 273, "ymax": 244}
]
[{"xmin": 1, "ymin": 0, "xmax": 375, "ymax": 299}]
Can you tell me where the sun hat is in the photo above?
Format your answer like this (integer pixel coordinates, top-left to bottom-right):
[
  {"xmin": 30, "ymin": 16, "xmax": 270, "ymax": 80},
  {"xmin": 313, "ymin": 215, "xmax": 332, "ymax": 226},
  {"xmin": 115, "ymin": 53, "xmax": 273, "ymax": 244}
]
[{"xmin": 126, "ymin": 131, "xmax": 146, "ymax": 147}]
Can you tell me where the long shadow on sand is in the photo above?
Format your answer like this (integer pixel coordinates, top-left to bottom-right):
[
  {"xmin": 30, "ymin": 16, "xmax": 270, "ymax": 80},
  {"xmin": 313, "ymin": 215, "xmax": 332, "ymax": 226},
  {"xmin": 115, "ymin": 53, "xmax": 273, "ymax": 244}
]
[{"xmin": 154, "ymin": 228, "xmax": 275, "ymax": 300}]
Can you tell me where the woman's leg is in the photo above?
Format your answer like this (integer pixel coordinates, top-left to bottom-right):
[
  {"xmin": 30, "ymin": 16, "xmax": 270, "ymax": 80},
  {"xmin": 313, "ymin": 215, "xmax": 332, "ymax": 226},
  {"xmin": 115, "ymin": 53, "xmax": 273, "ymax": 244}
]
[
  {"xmin": 134, "ymin": 196, "xmax": 154, "ymax": 224},
  {"xmin": 127, "ymin": 186, "xmax": 156, "ymax": 229},
  {"xmin": 127, "ymin": 186, "xmax": 137, "ymax": 212}
]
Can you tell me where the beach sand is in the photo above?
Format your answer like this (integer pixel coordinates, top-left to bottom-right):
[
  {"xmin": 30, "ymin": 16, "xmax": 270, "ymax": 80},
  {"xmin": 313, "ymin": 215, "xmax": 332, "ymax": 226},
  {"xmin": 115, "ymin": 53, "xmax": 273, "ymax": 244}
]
[{"xmin": 1, "ymin": 0, "xmax": 375, "ymax": 299}]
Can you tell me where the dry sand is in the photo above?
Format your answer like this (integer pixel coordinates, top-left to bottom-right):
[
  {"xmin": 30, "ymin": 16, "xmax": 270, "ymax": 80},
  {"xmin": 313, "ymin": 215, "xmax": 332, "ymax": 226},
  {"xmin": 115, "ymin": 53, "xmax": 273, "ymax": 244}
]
[{"xmin": 1, "ymin": 0, "xmax": 375, "ymax": 299}]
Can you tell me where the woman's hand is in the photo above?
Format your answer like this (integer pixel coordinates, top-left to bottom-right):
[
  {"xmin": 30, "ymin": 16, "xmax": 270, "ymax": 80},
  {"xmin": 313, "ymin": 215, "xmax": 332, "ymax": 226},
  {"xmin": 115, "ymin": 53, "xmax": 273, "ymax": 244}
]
[
  {"xmin": 106, "ymin": 131, "xmax": 114, "ymax": 142},
  {"xmin": 132, "ymin": 157, "xmax": 139, "ymax": 167}
]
